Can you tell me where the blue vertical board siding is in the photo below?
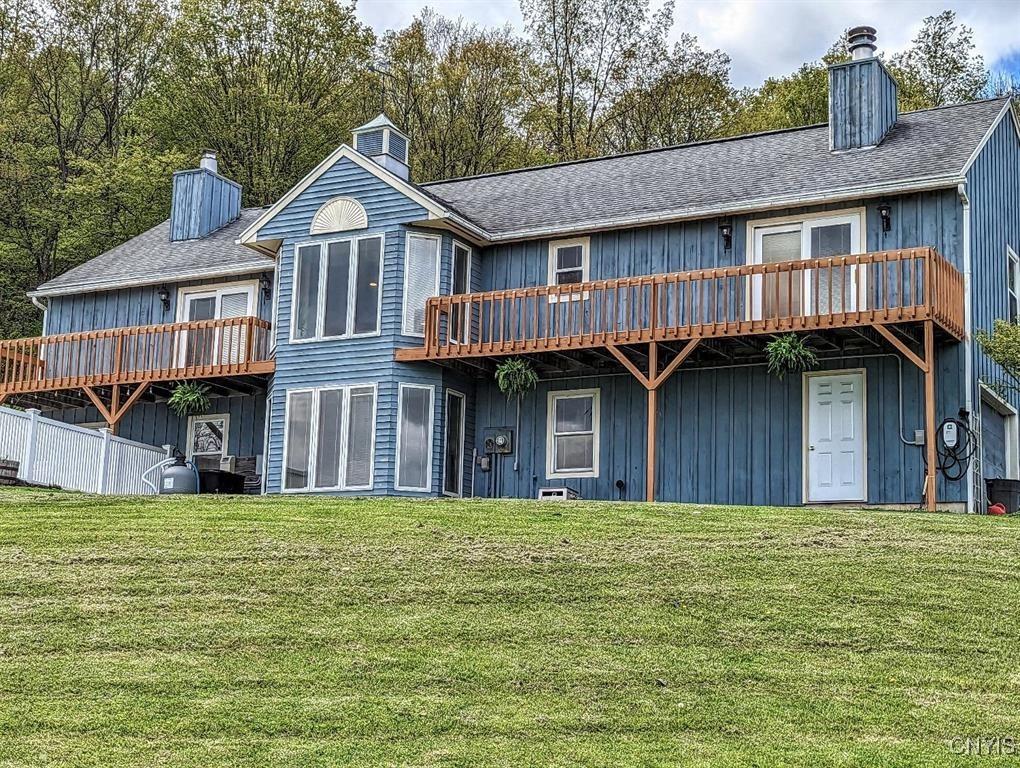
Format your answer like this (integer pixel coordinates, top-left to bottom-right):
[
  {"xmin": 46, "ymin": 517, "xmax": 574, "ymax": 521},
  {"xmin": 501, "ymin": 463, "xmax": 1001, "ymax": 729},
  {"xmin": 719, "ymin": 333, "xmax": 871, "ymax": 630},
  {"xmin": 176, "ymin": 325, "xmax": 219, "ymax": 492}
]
[
  {"xmin": 968, "ymin": 111, "xmax": 1020, "ymax": 397},
  {"xmin": 259, "ymin": 155, "xmax": 452, "ymax": 495},
  {"xmin": 45, "ymin": 273, "xmax": 273, "ymax": 333},
  {"xmin": 828, "ymin": 59, "xmax": 898, "ymax": 151},
  {"xmin": 44, "ymin": 394, "xmax": 266, "ymax": 459},
  {"xmin": 169, "ymin": 168, "xmax": 242, "ymax": 241}
]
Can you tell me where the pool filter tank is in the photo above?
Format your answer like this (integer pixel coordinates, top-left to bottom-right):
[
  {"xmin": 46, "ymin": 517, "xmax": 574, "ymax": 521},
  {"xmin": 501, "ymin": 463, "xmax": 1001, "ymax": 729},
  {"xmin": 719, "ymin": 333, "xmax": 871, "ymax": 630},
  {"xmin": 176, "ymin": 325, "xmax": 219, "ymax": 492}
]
[{"xmin": 158, "ymin": 455, "xmax": 200, "ymax": 494}]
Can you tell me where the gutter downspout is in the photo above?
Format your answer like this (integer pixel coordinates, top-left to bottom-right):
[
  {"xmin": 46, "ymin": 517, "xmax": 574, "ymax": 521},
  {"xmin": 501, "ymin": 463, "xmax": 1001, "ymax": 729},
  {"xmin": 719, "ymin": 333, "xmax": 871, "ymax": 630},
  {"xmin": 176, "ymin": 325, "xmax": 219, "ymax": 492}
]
[
  {"xmin": 958, "ymin": 182, "xmax": 975, "ymax": 514},
  {"xmin": 30, "ymin": 295, "xmax": 48, "ymax": 335}
]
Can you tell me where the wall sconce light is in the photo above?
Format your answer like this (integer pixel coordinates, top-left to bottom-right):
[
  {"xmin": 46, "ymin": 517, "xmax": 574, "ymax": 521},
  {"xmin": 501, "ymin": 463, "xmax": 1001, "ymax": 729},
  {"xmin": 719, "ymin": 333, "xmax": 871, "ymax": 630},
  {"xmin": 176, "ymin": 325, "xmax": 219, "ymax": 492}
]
[
  {"xmin": 157, "ymin": 285, "xmax": 171, "ymax": 312},
  {"xmin": 719, "ymin": 222, "xmax": 733, "ymax": 251},
  {"xmin": 878, "ymin": 203, "xmax": 892, "ymax": 233},
  {"xmin": 259, "ymin": 272, "xmax": 273, "ymax": 300}
]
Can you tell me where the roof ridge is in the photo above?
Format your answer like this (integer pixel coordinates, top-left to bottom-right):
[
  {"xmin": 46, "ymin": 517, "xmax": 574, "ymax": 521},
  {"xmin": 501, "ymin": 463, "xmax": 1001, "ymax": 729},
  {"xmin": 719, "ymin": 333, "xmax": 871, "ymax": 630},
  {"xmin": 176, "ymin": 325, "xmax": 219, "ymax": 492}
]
[{"xmin": 422, "ymin": 97, "xmax": 1010, "ymax": 188}]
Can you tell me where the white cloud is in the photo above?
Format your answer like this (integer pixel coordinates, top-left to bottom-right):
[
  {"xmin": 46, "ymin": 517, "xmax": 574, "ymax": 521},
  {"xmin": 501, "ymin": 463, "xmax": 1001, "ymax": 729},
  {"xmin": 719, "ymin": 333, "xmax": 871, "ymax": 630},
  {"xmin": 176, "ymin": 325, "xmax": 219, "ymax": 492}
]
[{"xmin": 356, "ymin": 0, "xmax": 1020, "ymax": 87}]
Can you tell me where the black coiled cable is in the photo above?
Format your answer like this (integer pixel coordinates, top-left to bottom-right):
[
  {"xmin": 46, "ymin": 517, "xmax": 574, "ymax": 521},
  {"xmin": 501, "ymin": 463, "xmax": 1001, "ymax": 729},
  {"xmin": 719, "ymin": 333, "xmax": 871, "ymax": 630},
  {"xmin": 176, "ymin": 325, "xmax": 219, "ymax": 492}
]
[{"xmin": 922, "ymin": 417, "xmax": 978, "ymax": 482}]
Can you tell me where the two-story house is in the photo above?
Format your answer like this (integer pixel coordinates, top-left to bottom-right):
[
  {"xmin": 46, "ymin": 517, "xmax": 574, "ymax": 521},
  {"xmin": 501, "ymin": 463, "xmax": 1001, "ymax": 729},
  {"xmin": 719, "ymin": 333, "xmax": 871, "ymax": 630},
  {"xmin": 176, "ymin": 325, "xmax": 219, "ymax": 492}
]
[{"xmin": 3, "ymin": 27, "xmax": 1018, "ymax": 512}]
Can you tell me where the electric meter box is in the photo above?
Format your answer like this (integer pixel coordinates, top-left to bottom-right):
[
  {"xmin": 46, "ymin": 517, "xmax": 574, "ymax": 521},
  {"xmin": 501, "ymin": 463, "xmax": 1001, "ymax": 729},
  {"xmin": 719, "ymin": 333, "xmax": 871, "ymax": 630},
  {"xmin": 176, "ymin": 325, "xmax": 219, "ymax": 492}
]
[{"xmin": 483, "ymin": 427, "xmax": 514, "ymax": 455}]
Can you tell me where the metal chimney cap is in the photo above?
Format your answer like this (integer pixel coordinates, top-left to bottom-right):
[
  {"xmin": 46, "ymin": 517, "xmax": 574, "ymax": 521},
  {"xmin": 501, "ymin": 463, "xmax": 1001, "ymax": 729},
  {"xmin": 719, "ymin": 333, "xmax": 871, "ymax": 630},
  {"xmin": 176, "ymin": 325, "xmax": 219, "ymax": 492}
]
[
  {"xmin": 847, "ymin": 26, "xmax": 878, "ymax": 60},
  {"xmin": 199, "ymin": 149, "xmax": 218, "ymax": 173}
]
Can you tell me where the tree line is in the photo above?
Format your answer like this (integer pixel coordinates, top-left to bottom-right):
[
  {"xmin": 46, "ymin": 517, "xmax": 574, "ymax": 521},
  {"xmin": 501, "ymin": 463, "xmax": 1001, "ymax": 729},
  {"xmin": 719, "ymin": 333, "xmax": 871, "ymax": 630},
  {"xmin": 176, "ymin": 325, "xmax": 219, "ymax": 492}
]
[{"xmin": 0, "ymin": 0, "xmax": 1014, "ymax": 338}]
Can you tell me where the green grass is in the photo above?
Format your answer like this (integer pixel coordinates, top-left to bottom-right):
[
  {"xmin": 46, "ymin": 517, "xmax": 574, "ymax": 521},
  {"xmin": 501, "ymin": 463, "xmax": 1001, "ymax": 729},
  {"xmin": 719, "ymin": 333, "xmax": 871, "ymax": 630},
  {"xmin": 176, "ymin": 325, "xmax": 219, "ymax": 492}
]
[{"xmin": 1, "ymin": 489, "xmax": 1019, "ymax": 767}]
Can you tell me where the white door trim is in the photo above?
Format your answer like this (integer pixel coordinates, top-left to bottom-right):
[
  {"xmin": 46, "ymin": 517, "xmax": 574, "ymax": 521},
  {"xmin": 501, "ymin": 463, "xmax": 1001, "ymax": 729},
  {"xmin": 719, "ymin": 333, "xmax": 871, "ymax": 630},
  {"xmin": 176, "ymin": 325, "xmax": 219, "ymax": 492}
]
[{"xmin": 802, "ymin": 369, "xmax": 868, "ymax": 503}]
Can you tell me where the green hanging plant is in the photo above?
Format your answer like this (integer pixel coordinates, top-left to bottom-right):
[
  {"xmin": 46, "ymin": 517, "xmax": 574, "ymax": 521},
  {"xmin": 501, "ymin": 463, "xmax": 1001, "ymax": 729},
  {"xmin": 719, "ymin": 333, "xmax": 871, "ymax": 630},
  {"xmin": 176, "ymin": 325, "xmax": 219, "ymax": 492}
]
[
  {"xmin": 765, "ymin": 333, "xmax": 819, "ymax": 380},
  {"xmin": 495, "ymin": 358, "xmax": 539, "ymax": 400},
  {"xmin": 167, "ymin": 382, "xmax": 212, "ymax": 417}
]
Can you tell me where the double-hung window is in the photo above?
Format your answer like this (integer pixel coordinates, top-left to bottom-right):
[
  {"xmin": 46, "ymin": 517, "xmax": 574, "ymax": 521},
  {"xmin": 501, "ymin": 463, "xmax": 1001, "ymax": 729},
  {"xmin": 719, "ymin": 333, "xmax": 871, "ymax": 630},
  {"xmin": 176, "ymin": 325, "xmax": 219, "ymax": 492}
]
[
  {"xmin": 292, "ymin": 235, "xmax": 382, "ymax": 341},
  {"xmin": 1008, "ymin": 246, "xmax": 1019, "ymax": 323},
  {"xmin": 283, "ymin": 385, "xmax": 376, "ymax": 491},
  {"xmin": 546, "ymin": 389, "xmax": 599, "ymax": 478},
  {"xmin": 548, "ymin": 237, "xmax": 589, "ymax": 287},
  {"xmin": 396, "ymin": 383, "xmax": 435, "ymax": 491},
  {"xmin": 402, "ymin": 233, "xmax": 441, "ymax": 336}
]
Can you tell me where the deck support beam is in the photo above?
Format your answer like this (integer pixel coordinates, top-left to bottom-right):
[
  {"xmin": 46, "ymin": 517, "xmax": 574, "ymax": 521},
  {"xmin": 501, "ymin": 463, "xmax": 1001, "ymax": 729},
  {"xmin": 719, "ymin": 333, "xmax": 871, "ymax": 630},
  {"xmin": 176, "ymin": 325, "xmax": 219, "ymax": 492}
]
[
  {"xmin": 609, "ymin": 340, "xmax": 701, "ymax": 502},
  {"xmin": 82, "ymin": 382, "xmax": 150, "ymax": 431},
  {"xmin": 874, "ymin": 322, "xmax": 937, "ymax": 511}
]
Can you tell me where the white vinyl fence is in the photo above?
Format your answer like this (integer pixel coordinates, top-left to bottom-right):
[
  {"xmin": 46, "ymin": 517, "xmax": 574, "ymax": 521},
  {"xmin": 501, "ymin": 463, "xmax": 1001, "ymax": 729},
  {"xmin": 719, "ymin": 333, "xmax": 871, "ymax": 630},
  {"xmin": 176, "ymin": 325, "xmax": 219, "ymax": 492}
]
[{"xmin": 0, "ymin": 407, "xmax": 167, "ymax": 494}]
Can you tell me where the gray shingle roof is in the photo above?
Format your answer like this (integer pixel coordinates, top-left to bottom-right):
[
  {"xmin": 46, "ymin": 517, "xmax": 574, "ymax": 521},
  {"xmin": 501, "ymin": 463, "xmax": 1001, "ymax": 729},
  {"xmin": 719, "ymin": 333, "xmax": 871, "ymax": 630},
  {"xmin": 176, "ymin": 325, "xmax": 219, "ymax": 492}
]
[
  {"xmin": 33, "ymin": 208, "xmax": 275, "ymax": 296},
  {"xmin": 423, "ymin": 98, "xmax": 1011, "ymax": 239}
]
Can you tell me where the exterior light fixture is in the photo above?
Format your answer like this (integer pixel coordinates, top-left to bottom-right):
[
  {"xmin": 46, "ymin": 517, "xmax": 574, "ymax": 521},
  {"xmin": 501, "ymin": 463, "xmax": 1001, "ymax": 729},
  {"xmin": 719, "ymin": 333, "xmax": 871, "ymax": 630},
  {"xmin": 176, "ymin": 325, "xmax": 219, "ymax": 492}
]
[
  {"xmin": 259, "ymin": 272, "xmax": 273, "ymax": 300},
  {"xmin": 157, "ymin": 285, "xmax": 171, "ymax": 312},
  {"xmin": 719, "ymin": 222, "xmax": 733, "ymax": 251},
  {"xmin": 878, "ymin": 203, "xmax": 892, "ymax": 232}
]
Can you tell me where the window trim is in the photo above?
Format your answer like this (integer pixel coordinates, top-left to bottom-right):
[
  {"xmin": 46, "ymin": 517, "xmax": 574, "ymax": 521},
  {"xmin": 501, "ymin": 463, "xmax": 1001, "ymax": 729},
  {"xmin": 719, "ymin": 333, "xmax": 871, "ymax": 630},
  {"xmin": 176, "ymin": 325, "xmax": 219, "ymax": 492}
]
[
  {"xmin": 546, "ymin": 388, "xmax": 600, "ymax": 479},
  {"xmin": 281, "ymin": 384, "xmax": 377, "ymax": 493},
  {"xmin": 442, "ymin": 389, "xmax": 466, "ymax": 497},
  {"xmin": 746, "ymin": 208, "xmax": 865, "ymax": 320},
  {"xmin": 395, "ymin": 382, "xmax": 436, "ymax": 492},
  {"xmin": 186, "ymin": 413, "xmax": 230, "ymax": 467},
  {"xmin": 401, "ymin": 231, "xmax": 442, "ymax": 337},
  {"xmin": 289, "ymin": 233, "xmax": 384, "ymax": 344},
  {"xmin": 1007, "ymin": 246, "xmax": 1019, "ymax": 322}
]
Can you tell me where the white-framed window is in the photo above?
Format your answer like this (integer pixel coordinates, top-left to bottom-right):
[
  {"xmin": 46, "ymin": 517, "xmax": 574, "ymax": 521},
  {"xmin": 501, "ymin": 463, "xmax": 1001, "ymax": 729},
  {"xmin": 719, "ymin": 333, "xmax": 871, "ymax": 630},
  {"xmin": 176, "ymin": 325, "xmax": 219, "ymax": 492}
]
[
  {"xmin": 291, "ymin": 234, "xmax": 383, "ymax": 342},
  {"xmin": 1008, "ymin": 246, "xmax": 1019, "ymax": 323},
  {"xmin": 396, "ymin": 383, "xmax": 435, "ymax": 492},
  {"xmin": 187, "ymin": 413, "xmax": 230, "ymax": 472},
  {"xmin": 402, "ymin": 232, "xmax": 441, "ymax": 336},
  {"xmin": 546, "ymin": 388, "xmax": 599, "ymax": 478},
  {"xmin": 282, "ymin": 384, "xmax": 376, "ymax": 492},
  {"xmin": 548, "ymin": 237, "xmax": 589, "ymax": 287},
  {"xmin": 450, "ymin": 241, "xmax": 472, "ymax": 344},
  {"xmin": 747, "ymin": 209, "xmax": 863, "ymax": 320}
]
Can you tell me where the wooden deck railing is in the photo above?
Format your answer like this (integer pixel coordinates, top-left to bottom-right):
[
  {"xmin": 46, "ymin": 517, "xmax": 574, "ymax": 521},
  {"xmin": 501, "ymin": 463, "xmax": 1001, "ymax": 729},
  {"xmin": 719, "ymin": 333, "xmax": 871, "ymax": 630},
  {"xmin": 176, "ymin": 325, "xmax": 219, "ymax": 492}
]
[
  {"xmin": 0, "ymin": 316, "xmax": 275, "ymax": 396},
  {"xmin": 397, "ymin": 247, "xmax": 964, "ymax": 361}
]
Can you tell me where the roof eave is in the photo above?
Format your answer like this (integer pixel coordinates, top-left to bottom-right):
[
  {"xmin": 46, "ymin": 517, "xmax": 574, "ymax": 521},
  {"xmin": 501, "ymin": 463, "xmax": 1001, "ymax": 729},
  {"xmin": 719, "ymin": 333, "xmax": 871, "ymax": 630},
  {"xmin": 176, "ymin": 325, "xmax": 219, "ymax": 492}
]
[{"xmin": 28, "ymin": 262, "xmax": 276, "ymax": 299}]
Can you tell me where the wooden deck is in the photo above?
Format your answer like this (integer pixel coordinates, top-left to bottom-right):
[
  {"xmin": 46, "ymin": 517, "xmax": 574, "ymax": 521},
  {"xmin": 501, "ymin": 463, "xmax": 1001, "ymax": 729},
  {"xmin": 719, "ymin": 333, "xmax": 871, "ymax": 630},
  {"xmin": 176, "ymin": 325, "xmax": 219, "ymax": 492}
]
[
  {"xmin": 395, "ymin": 247, "xmax": 965, "ymax": 362},
  {"xmin": 0, "ymin": 316, "xmax": 275, "ymax": 398}
]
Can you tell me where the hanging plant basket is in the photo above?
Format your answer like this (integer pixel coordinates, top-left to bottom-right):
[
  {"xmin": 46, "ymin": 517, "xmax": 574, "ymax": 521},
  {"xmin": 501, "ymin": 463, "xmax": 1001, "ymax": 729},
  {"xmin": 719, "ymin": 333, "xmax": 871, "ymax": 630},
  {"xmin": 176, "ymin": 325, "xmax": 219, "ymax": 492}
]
[
  {"xmin": 495, "ymin": 358, "xmax": 539, "ymax": 401},
  {"xmin": 765, "ymin": 333, "xmax": 819, "ymax": 380},
  {"xmin": 167, "ymin": 382, "xmax": 212, "ymax": 417}
]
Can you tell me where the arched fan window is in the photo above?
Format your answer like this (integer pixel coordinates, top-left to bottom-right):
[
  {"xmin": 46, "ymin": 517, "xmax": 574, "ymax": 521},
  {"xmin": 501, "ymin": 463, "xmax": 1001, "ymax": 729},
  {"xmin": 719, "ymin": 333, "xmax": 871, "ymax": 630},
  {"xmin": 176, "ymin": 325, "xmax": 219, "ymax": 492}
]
[{"xmin": 309, "ymin": 197, "xmax": 368, "ymax": 235}]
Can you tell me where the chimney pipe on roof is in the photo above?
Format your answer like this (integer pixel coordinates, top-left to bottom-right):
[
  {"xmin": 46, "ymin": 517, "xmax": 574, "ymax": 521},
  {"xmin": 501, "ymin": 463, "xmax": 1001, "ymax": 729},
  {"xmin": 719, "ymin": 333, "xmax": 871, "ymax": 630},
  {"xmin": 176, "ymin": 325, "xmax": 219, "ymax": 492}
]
[
  {"xmin": 199, "ymin": 150, "xmax": 218, "ymax": 174},
  {"xmin": 847, "ymin": 25, "xmax": 878, "ymax": 60}
]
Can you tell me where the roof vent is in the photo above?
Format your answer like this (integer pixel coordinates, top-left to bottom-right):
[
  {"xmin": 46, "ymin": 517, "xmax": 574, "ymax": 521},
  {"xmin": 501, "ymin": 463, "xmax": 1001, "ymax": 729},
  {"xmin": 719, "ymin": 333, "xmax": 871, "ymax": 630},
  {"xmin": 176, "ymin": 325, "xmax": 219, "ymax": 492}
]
[
  {"xmin": 351, "ymin": 113, "xmax": 411, "ymax": 180},
  {"xmin": 199, "ymin": 149, "xmax": 218, "ymax": 174},
  {"xmin": 847, "ymin": 26, "xmax": 877, "ymax": 60}
]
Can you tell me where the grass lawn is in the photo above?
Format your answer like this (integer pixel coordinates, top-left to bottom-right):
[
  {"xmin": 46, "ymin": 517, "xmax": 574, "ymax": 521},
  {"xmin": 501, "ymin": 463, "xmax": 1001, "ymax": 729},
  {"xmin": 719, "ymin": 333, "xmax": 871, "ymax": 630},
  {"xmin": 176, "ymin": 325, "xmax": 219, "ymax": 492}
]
[{"xmin": 0, "ymin": 490, "xmax": 1018, "ymax": 766}]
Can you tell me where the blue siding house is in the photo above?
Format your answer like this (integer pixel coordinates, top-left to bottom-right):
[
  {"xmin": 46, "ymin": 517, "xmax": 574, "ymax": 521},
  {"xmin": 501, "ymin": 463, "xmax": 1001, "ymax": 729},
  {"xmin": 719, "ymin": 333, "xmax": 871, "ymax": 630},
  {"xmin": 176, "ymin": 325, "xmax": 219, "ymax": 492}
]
[{"xmin": 4, "ymin": 27, "xmax": 1019, "ymax": 512}]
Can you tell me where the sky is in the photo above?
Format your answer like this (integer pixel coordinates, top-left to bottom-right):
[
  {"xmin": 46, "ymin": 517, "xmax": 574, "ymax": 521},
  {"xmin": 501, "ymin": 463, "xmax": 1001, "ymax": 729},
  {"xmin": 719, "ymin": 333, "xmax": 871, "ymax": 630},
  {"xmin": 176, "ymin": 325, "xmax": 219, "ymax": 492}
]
[{"xmin": 356, "ymin": 0, "xmax": 1020, "ymax": 88}]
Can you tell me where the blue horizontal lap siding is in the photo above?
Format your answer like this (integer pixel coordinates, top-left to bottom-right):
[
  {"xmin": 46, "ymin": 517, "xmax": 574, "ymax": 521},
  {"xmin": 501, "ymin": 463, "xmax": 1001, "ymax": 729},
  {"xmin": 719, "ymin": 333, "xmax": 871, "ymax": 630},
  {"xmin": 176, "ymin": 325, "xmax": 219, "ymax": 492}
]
[{"xmin": 260, "ymin": 155, "xmax": 448, "ymax": 495}]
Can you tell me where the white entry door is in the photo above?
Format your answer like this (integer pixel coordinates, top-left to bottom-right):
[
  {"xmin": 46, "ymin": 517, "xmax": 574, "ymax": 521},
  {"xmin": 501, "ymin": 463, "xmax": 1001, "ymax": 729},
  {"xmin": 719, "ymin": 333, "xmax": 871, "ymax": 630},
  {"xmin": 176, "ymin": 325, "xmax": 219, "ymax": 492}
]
[{"xmin": 805, "ymin": 371, "xmax": 866, "ymax": 502}]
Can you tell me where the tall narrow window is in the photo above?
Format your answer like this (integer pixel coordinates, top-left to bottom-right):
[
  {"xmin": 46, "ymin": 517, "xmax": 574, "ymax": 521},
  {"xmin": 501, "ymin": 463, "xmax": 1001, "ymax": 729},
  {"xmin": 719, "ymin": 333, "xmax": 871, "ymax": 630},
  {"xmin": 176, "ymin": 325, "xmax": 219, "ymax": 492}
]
[
  {"xmin": 284, "ymin": 391, "xmax": 313, "ymax": 489},
  {"xmin": 397, "ymin": 384, "xmax": 434, "ymax": 491},
  {"xmin": 294, "ymin": 245, "xmax": 320, "ymax": 341},
  {"xmin": 345, "ymin": 386, "xmax": 375, "ymax": 488},
  {"xmin": 323, "ymin": 241, "xmax": 351, "ymax": 337},
  {"xmin": 283, "ymin": 385, "xmax": 376, "ymax": 492},
  {"xmin": 450, "ymin": 242, "xmax": 471, "ymax": 344},
  {"xmin": 547, "ymin": 389, "xmax": 599, "ymax": 478},
  {"xmin": 403, "ymin": 233, "xmax": 441, "ymax": 336},
  {"xmin": 354, "ymin": 237, "xmax": 382, "ymax": 335},
  {"xmin": 443, "ymin": 390, "xmax": 466, "ymax": 496},
  {"xmin": 1008, "ymin": 246, "xmax": 1019, "ymax": 323}
]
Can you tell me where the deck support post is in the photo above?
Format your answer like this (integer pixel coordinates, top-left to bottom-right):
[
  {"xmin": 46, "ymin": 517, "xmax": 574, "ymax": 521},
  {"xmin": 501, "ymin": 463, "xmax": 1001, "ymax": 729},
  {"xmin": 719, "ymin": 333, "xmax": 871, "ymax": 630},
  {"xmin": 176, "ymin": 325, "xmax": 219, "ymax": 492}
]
[
  {"xmin": 923, "ymin": 321, "xmax": 937, "ymax": 512},
  {"xmin": 608, "ymin": 340, "xmax": 701, "ymax": 503},
  {"xmin": 874, "ymin": 322, "xmax": 937, "ymax": 511},
  {"xmin": 82, "ymin": 382, "xmax": 150, "ymax": 433},
  {"xmin": 110, "ymin": 385, "xmax": 121, "ymax": 435}
]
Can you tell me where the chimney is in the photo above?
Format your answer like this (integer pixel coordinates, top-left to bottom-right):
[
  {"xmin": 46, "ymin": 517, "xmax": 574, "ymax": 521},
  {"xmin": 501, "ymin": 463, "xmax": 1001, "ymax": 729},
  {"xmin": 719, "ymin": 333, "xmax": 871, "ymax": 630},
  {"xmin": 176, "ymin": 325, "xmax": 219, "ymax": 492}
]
[
  {"xmin": 169, "ymin": 152, "xmax": 241, "ymax": 241},
  {"xmin": 828, "ymin": 26, "xmax": 898, "ymax": 151},
  {"xmin": 351, "ymin": 114, "xmax": 410, "ymax": 180}
]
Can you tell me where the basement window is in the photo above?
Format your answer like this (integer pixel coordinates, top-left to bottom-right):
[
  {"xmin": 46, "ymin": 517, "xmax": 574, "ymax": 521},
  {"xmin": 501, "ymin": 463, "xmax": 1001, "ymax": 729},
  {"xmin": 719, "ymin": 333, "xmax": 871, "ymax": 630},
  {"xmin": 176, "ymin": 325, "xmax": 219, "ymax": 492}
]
[{"xmin": 546, "ymin": 389, "xmax": 599, "ymax": 478}]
